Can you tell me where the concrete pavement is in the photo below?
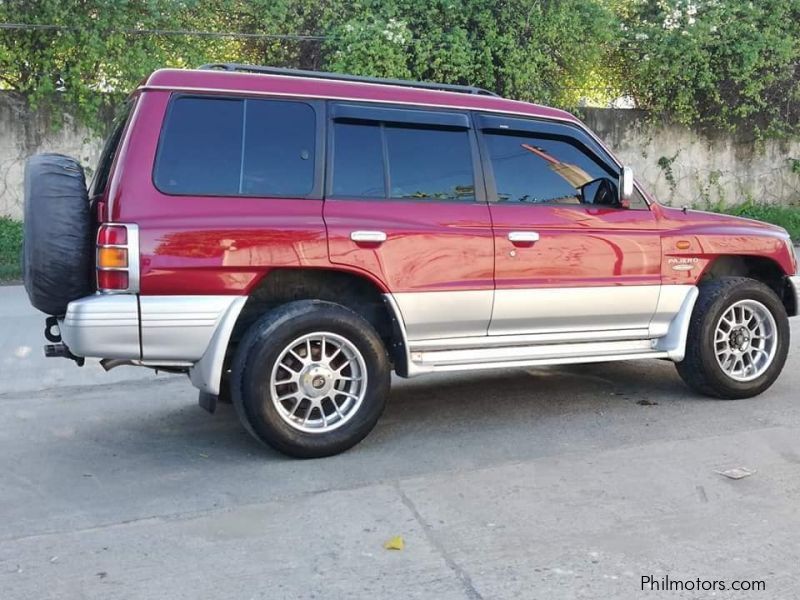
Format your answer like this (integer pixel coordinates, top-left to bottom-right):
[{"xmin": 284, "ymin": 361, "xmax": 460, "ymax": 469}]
[
  {"xmin": 0, "ymin": 285, "xmax": 168, "ymax": 394},
  {"xmin": 2, "ymin": 285, "xmax": 800, "ymax": 599}
]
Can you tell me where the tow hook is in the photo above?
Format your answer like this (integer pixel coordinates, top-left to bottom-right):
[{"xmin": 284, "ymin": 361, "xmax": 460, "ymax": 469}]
[
  {"xmin": 43, "ymin": 342, "xmax": 85, "ymax": 367},
  {"xmin": 42, "ymin": 316, "xmax": 84, "ymax": 365}
]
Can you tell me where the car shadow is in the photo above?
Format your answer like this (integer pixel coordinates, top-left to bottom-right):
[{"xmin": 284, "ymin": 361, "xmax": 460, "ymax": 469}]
[{"xmin": 89, "ymin": 359, "xmax": 691, "ymax": 467}]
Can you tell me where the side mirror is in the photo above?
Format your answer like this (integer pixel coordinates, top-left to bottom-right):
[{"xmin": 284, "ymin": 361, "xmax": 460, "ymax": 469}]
[
  {"xmin": 619, "ymin": 166, "xmax": 634, "ymax": 209},
  {"xmin": 580, "ymin": 178, "xmax": 615, "ymax": 206}
]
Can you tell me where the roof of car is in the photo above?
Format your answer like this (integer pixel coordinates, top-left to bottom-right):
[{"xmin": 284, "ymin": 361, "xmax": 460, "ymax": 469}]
[{"xmin": 141, "ymin": 68, "xmax": 579, "ymax": 124}]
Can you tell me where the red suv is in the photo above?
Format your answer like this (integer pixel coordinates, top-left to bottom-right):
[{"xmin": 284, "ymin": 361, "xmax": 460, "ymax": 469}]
[{"xmin": 23, "ymin": 64, "xmax": 799, "ymax": 457}]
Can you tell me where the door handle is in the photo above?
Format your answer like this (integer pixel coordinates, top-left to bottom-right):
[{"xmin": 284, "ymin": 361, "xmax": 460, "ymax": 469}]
[
  {"xmin": 507, "ymin": 231, "xmax": 540, "ymax": 245},
  {"xmin": 350, "ymin": 230, "xmax": 387, "ymax": 244}
]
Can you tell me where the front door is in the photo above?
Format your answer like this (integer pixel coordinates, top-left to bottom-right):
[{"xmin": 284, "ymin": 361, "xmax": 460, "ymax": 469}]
[
  {"xmin": 324, "ymin": 103, "xmax": 494, "ymax": 341},
  {"xmin": 477, "ymin": 114, "xmax": 662, "ymax": 337}
]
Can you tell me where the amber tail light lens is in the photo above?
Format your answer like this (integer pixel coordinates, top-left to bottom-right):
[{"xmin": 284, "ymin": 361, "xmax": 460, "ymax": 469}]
[{"xmin": 97, "ymin": 247, "xmax": 128, "ymax": 269}]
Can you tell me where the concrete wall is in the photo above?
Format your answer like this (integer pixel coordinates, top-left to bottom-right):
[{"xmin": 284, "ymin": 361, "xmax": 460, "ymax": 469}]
[
  {"xmin": 582, "ymin": 108, "xmax": 800, "ymax": 208},
  {"xmin": 1, "ymin": 93, "xmax": 798, "ymax": 220},
  {"xmin": 0, "ymin": 94, "xmax": 104, "ymax": 220}
]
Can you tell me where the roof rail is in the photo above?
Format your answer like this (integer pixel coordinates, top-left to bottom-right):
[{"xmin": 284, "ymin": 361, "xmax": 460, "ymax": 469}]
[{"xmin": 198, "ymin": 63, "xmax": 499, "ymax": 97}]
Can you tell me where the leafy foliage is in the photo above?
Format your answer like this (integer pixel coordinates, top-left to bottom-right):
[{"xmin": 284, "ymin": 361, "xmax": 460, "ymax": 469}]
[
  {"xmin": 1, "ymin": 0, "xmax": 798, "ymax": 137},
  {"xmin": 616, "ymin": 0, "xmax": 800, "ymax": 137},
  {"xmin": 715, "ymin": 201, "xmax": 800, "ymax": 242},
  {"xmin": 325, "ymin": 0, "xmax": 619, "ymax": 108},
  {"xmin": 0, "ymin": 0, "xmax": 619, "ymax": 130},
  {"xmin": 0, "ymin": 1, "xmax": 221, "ymax": 130},
  {"xmin": 0, "ymin": 217, "xmax": 23, "ymax": 282}
]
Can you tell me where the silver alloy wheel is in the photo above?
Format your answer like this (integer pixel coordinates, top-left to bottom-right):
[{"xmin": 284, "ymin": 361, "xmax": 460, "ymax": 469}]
[
  {"xmin": 713, "ymin": 299, "xmax": 778, "ymax": 382},
  {"xmin": 270, "ymin": 331, "xmax": 368, "ymax": 434}
]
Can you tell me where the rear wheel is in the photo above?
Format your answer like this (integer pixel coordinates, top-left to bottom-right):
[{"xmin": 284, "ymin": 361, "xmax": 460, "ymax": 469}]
[
  {"xmin": 676, "ymin": 277, "xmax": 790, "ymax": 399},
  {"xmin": 231, "ymin": 300, "xmax": 390, "ymax": 458}
]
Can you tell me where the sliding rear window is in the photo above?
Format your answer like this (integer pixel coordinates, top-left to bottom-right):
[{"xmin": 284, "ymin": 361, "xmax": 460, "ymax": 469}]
[{"xmin": 153, "ymin": 95, "xmax": 317, "ymax": 197}]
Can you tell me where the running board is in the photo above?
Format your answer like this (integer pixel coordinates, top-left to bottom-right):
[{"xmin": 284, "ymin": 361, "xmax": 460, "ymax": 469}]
[{"xmin": 408, "ymin": 338, "xmax": 669, "ymax": 374}]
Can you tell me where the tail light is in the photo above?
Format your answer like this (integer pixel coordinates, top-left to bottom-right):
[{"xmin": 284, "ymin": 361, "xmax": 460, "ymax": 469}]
[{"xmin": 96, "ymin": 223, "xmax": 140, "ymax": 293}]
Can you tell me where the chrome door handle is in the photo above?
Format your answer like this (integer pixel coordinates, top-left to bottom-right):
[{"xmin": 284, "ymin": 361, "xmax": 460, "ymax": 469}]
[
  {"xmin": 507, "ymin": 231, "xmax": 540, "ymax": 244},
  {"xmin": 350, "ymin": 230, "xmax": 387, "ymax": 244}
]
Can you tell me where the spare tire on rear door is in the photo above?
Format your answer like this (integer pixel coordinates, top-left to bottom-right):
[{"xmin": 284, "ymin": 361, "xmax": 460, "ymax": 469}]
[{"xmin": 23, "ymin": 153, "xmax": 93, "ymax": 316}]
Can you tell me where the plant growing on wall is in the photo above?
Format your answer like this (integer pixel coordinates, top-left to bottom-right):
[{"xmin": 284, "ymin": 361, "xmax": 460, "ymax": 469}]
[{"xmin": 615, "ymin": 0, "xmax": 800, "ymax": 138}]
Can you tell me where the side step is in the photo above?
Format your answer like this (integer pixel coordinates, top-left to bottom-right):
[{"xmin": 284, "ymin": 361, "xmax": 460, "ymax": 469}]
[{"xmin": 408, "ymin": 338, "xmax": 668, "ymax": 374}]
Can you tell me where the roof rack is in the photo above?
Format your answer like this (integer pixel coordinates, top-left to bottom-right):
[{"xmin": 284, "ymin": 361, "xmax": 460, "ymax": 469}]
[{"xmin": 198, "ymin": 63, "xmax": 499, "ymax": 97}]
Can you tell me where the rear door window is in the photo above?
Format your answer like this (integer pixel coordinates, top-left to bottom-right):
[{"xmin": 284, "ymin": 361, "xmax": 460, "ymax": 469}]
[
  {"xmin": 331, "ymin": 123, "xmax": 385, "ymax": 198},
  {"xmin": 385, "ymin": 126, "xmax": 474, "ymax": 201},
  {"xmin": 329, "ymin": 104, "xmax": 477, "ymax": 202},
  {"xmin": 154, "ymin": 96, "xmax": 317, "ymax": 197}
]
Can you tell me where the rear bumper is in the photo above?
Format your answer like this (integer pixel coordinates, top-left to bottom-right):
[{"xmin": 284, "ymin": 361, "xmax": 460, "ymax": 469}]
[
  {"xmin": 789, "ymin": 275, "xmax": 800, "ymax": 317},
  {"xmin": 58, "ymin": 294, "xmax": 246, "ymax": 394},
  {"xmin": 60, "ymin": 295, "xmax": 140, "ymax": 359}
]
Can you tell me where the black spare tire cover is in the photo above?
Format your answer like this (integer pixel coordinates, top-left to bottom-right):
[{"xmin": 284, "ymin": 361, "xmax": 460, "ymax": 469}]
[{"xmin": 23, "ymin": 153, "xmax": 93, "ymax": 315}]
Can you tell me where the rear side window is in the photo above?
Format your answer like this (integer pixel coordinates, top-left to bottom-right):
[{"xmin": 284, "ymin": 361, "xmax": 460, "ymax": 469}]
[
  {"xmin": 154, "ymin": 96, "xmax": 316, "ymax": 197},
  {"xmin": 331, "ymin": 119, "xmax": 475, "ymax": 201},
  {"xmin": 90, "ymin": 100, "xmax": 134, "ymax": 197}
]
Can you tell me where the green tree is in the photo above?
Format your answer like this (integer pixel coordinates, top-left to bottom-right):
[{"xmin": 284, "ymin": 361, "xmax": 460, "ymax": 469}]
[
  {"xmin": 324, "ymin": 0, "xmax": 620, "ymax": 107},
  {"xmin": 616, "ymin": 0, "xmax": 800, "ymax": 136},
  {"xmin": 0, "ymin": 0, "xmax": 227, "ymax": 129}
]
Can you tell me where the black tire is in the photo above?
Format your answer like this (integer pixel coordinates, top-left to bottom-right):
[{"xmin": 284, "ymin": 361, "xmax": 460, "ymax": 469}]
[
  {"xmin": 23, "ymin": 154, "xmax": 93, "ymax": 315},
  {"xmin": 231, "ymin": 300, "xmax": 391, "ymax": 458},
  {"xmin": 676, "ymin": 277, "xmax": 790, "ymax": 399}
]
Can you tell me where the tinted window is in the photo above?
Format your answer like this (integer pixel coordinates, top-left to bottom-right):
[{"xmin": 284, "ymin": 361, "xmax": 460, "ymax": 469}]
[
  {"xmin": 155, "ymin": 97, "xmax": 242, "ymax": 195},
  {"xmin": 332, "ymin": 122, "xmax": 385, "ymax": 198},
  {"xmin": 331, "ymin": 119, "xmax": 475, "ymax": 202},
  {"xmin": 485, "ymin": 133, "xmax": 612, "ymax": 205},
  {"xmin": 90, "ymin": 100, "xmax": 134, "ymax": 197},
  {"xmin": 386, "ymin": 126, "xmax": 474, "ymax": 201},
  {"xmin": 154, "ymin": 96, "xmax": 315, "ymax": 197},
  {"xmin": 242, "ymin": 100, "xmax": 315, "ymax": 196}
]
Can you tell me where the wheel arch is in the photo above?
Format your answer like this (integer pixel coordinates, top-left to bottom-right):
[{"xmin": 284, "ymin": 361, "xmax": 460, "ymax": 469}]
[
  {"xmin": 231, "ymin": 268, "xmax": 408, "ymax": 377},
  {"xmin": 698, "ymin": 255, "xmax": 796, "ymax": 316}
]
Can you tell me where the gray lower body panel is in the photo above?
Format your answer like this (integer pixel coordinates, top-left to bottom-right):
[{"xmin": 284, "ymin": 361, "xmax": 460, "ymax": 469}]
[
  {"xmin": 385, "ymin": 284, "xmax": 699, "ymax": 376},
  {"xmin": 60, "ymin": 295, "xmax": 140, "ymax": 359},
  {"xmin": 392, "ymin": 290, "xmax": 493, "ymax": 340},
  {"xmin": 59, "ymin": 293, "xmax": 246, "ymax": 395},
  {"xmin": 489, "ymin": 285, "xmax": 662, "ymax": 336}
]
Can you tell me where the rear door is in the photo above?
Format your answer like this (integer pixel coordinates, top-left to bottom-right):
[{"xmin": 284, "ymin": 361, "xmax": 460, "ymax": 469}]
[
  {"xmin": 477, "ymin": 114, "xmax": 662, "ymax": 337},
  {"xmin": 323, "ymin": 103, "xmax": 494, "ymax": 341}
]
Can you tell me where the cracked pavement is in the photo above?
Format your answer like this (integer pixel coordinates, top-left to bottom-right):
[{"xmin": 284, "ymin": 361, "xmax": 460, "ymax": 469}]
[{"xmin": 2, "ymin": 285, "xmax": 800, "ymax": 599}]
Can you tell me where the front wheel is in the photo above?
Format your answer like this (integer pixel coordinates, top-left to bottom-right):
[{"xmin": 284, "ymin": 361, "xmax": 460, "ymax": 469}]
[
  {"xmin": 231, "ymin": 300, "xmax": 391, "ymax": 458},
  {"xmin": 676, "ymin": 277, "xmax": 790, "ymax": 399}
]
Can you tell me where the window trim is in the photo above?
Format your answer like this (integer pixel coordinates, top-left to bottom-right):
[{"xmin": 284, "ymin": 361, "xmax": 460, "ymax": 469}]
[
  {"xmin": 325, "ymin": 100, "xmax": 485, "ymax": 204},
  {"xmin": 475, "ymin": 113, "xmax": 651, "ymax": 211},
  {"xmin": 331, "ymin": 102, "xmax": 471, "ymax": 129},
  {"xmin": 152, "ymin": 93, "xmax": 325, "ymax": 200}
]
